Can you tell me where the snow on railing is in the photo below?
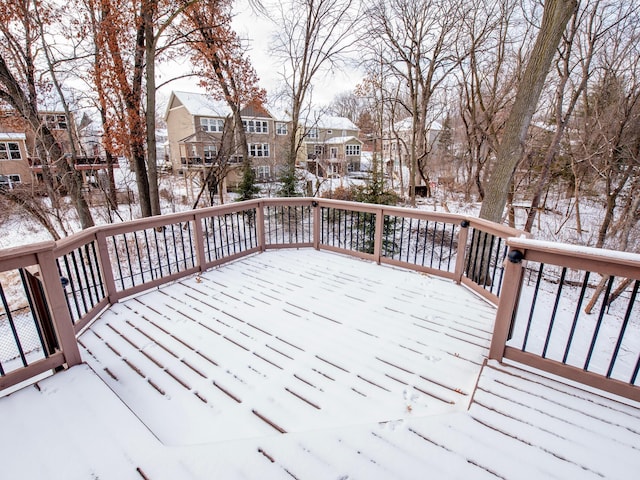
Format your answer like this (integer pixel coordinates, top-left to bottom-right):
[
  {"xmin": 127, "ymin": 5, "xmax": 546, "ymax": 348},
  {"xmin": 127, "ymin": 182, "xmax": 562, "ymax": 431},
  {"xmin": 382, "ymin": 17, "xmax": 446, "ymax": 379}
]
[{"xmin": 491, "ymin": 238, "xmax": 640, "ymax": 402}]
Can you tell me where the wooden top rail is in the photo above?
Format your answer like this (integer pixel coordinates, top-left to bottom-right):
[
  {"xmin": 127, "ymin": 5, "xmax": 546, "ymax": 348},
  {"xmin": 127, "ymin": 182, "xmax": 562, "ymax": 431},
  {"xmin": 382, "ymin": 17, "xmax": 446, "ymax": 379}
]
[
  {"xmin": 507, "ymin": 237, "xmax": 640, "ymax": 279},
  {"xmin": 0, "ymin": 241, "xmax": 56, "ymax": 272}
]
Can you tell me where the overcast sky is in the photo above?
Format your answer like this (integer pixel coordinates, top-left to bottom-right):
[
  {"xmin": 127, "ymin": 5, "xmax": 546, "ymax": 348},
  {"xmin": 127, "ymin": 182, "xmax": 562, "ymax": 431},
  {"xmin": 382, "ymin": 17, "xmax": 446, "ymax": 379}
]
[{"xmin": 157, "ymin": 1, "xmax": 361, "ymax": 111}]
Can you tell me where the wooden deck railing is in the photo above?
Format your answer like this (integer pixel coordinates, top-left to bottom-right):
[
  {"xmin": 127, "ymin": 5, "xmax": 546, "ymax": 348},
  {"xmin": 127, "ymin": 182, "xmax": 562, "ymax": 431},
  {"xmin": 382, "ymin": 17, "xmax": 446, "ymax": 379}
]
[
  {"xmin": 490, "ymin": 238, "xmax": 640, "ymax": 402},
  {"xmin": 1, "ymin": 198, "xmax": 638, "ymax": 402}
]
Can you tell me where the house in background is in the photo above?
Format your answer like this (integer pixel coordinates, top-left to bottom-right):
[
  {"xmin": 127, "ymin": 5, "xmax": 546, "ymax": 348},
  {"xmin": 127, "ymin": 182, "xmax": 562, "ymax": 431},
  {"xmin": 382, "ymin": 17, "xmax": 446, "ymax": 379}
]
[
  {"xmin": 300, "ymin": 116, "xmax": 363, "ymax": 178},
  {"xmin": 0, "ymin": 109, "xmax": 115, "ymax": 188},
  {"xmin": 164, "ymin": 91, "xmax": 289, "ymax": 191},
  {"xmin": 0, "ymin": 132, "xmax": 29, "ymax": 185}
]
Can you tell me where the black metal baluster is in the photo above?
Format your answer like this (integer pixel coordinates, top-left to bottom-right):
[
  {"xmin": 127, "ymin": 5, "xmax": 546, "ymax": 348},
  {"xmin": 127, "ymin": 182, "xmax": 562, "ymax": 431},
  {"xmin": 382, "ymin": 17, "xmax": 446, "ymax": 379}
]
[
  {"xmin": 607, "ymin": 279, "xmax": 639, "ymax": 379},
  {"xmin": 241, "ymin": 211, "xmax": 248, "ymax": 250},
  {"xmin": 56, "ymin": 258, "xmax": 76, "ymax": 320},
  {"xmin": 465, "ymin": 228, "xmax": 477, "ymax": 277},
  {"xmin": 132, "ymin": 231, "xmax": 145, "ymax": 284},
  {"xmin": 68, "ymin": 252, "xmax": 88, "ymax": 315},
  {"xmin": 400, "ymin": 217, "xmax": 408, "ymax": 262},
  {"xmin": 0, "ymin": 283, "xmax": 27, "ymax": 367},
  {"xmin": 447, "ymin": 223, "xmax": 456, "ymax": 271},
  {"xmin": 88, "ymin": 242, "xmax": 104, "ymax": 299},
  {"xmin": 421, "ymin": 221, "xmax": 429, "ymax": 266},
  {"xmin": 231, "ymin": 213, "xmax": 238, "ymax": 254},
  {"xmin": 522, "ymin": 263, "xmax": 545, "ymax": 351},
  {"xmin": 542, "ymin": 267, "xmax": 567, "ymax": 358},
  {"xmin": 429, "ymin": 222, "xmax": 439, "ymax": 268},
  {"xmin": 153, "ymin": 227, "xmax": 163, "ymax": 276},
  {"xmin": 112, "ymin": 236, "xmax": 126, "ymax": 290},
  {"xmin": 584, "ymin": 275, "xmax": 616, "ymax": 370},
  {"xmin": 187, "ymin": 222, "xmax": 195, "ymax": 267},
  {"xmin": 162, "ymin": 225, "xmax": 177, "ymax": 275},
  {"xmin": 62, "ymin": 255, "xmax": 82, "ymax": 318},
  {"xmin": 562, "ymin": 271, "xmax": 591, "ymax": 363},
  {"xmin": 77, "ymin": 247, "xmax": 96, "ymax": 306},
  {"xmin": 142, "ymin": 229, "xmax": 155, "ymax": 280},
  {"xmin": 18, "ymin": 270, "xmax": 48, "ymax": 356}
]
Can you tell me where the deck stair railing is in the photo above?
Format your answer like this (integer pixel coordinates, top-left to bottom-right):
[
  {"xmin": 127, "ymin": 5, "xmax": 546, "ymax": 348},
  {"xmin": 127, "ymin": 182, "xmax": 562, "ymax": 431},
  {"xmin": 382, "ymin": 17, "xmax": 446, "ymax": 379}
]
[{"xmin": 0, "ymin": 198, "xmax": 638, "ymax": 402}]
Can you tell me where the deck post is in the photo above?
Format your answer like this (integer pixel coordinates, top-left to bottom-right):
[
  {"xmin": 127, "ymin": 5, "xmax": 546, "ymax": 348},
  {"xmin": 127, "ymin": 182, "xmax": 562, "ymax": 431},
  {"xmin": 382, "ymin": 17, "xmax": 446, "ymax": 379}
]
[
  {"xmin": 192, "ymin": 214, "xmax": 207, "ymax": 272},
  {"xmin": 489, "ymin": 247, "xmax": 525, "ymax": 361},
  {"xmin": 256, "ymin": 201, "xmax": 266, "ymax": 252},
  {"xmin": 312, "ymin": 201, "xmax": 320, "ymax": 250},
  {"xmin": 95, "ymin": 230, "xmax": 118, "ymax": 304},
  {"xmin": 373, "ymin": 207, "xmax": 384, "ymax": 264},
  {"xmin": 454, "ymin": 220, "xmax": 470, "ymax": 284},
  {"xmin": 35, "ymin": 249, "xmax": 82, "ymax": 368}
]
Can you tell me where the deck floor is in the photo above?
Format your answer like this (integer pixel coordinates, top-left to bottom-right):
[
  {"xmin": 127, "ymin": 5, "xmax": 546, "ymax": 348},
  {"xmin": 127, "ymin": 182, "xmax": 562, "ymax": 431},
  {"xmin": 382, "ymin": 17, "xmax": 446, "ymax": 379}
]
[
  {"xmin": 1, "ymin": 250, "xmax": 639, "ymax": 479},
  {"xmin": 79, "ymin": 249, "xmax": 496, "ymax": 445}
]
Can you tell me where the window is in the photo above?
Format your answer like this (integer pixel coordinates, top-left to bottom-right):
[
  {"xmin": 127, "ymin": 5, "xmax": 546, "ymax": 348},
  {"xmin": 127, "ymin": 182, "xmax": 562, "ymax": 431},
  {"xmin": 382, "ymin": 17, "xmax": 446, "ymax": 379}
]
[
  {"xmin": 306, "ymin": 128, "xmax": 318, "ymax": 139},
  {"xmin": 44, "ymin": 114, "xmax": 68, "ymax": 130},
  {"xmin": 0, "ymin": 142, "xmax": 21, "ymax": 160},
  {"xmin": 314, "ymin": 145, "xmax": 324, "ymax": 156},
  {"xmin": 200, "ymin": 118, "xmax": 224, "ymax": 132},
  {"xmin": 276, "ymin": 122, "xmax": 288, "ymax": 135},
  {"xmin": 0, "ymin": 174, "xmax": 20, "ymax": 187},
  {"xmin": 203, "ymin": 145, "xmax": 217, "ymax": 162},
  {"xmin": 327, "ymin": 130, "xmax": 332, "ymax": 134},
  {"xmin": 345, "ymin": 144, "xmax": 361, "ymax": 156},
  {"xmin": 255, "ymin": 165, "xmax": 270, "ymax": 181},
  {"xmin": 249, "ymin": 143, "xmax": 270, "ymax": 157},
  {"xmin": 243, "ymin": 120, "xmax": 268, "ymax": 133}
]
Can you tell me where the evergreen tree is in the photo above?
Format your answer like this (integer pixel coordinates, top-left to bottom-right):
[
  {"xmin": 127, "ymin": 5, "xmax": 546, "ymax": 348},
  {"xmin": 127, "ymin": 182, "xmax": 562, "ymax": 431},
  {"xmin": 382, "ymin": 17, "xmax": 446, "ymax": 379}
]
[
  {"xmin": 277, "ymin": 163, "xmax": 300, "ymax": 197},
  {"xmin": 237, "ymin": 159, "xmax": 260, "ymax": 201}
]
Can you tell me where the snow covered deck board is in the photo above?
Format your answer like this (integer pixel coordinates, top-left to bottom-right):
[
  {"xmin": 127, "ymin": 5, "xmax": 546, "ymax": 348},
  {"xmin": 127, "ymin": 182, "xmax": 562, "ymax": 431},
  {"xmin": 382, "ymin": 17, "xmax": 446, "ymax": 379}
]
[
  {"xmin": 78, "ymin": 249, "xmax": 495, "ymax": 446},
  {"xmin": 2, "ymin": 249, "xmax": 639, "ymax": 479}
]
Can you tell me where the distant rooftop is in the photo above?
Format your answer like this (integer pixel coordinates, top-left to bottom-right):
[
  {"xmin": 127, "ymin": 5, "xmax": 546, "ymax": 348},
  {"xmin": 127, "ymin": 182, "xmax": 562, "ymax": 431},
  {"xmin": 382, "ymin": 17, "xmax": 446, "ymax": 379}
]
[{"xmin": 168, "ymin": 91, "xmax": 232, "ymax": 118}]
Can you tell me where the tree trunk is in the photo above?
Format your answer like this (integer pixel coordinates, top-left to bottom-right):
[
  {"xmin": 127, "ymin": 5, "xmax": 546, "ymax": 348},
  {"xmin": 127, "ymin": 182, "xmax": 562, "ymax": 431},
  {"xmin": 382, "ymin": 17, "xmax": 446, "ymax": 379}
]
[
  {"xmin": 130, "ymin": 20, "xmax": 152, "ymax": 217},
  {"xmin": 479, "ymin": 0, "xmax": 576, "ymax": 223},
  {"xmin": 144, "ymin": 0, "xmax": 161, "ymax": 216}
]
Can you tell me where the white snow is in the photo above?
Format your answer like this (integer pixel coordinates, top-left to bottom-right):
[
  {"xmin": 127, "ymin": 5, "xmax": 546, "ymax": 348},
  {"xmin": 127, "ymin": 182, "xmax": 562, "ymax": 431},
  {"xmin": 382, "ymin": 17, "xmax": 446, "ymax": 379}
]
[{"xmin": 1, "ymin": 249, "xmax": 638, "ymax": 479}]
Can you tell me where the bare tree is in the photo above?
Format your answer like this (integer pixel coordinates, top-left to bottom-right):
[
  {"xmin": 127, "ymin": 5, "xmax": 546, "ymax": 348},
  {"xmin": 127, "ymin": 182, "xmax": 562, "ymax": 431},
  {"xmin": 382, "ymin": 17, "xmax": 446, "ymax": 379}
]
[
  {"xmin": 523, "ymin": 0, "xmax": 637, "ymax": 232},
  {"xmin": 457, "ymin": 0, "xmax": 530, "ymax": 203},
  {"xmin": 479, "ymin": 0, "xmax": 577, "ymax": 223},
  {"xmin": 0, "ymin": 0, "xmax": 94, "ymax": 230},
  {"xmin": 270, "ymin": 0, "xmax": 357, "ymax": 196},
  {"xmin": 362, "ymin": 0, "xmax": 468, "ymax": 206}
]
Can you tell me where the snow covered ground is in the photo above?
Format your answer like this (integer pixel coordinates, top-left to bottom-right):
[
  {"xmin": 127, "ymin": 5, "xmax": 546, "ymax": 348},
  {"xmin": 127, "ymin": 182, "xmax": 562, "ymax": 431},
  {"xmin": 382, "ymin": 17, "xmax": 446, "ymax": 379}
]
[{"xmin": 1, "ymin": 250, "xmax": 639, "ymax": 479}]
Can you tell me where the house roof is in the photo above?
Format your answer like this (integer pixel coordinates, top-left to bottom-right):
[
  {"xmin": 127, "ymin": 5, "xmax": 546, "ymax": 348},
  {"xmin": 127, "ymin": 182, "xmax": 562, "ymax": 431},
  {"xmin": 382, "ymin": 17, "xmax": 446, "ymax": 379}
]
[
  {"xmin": 312, "ymin": 115, "xmax": 358, "ymax": 131},
  {"xmin": 323, "ymin": 135, "xmax": 362, "ymax": 145},
  {"xmin": 168, "ymin": 91, "xmax": 232, "ymax": 119}
]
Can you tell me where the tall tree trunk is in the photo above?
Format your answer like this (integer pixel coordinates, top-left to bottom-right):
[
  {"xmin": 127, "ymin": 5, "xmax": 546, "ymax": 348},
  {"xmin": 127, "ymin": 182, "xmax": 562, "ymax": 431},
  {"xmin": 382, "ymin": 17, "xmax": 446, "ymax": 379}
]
[
  {"xmin": 479, "ymin": 0, "xmax": 576, "ymax": 223},
  {"xmin": 144, "ymin": 0, "xmax": 161, "ymax": 216},
  {"xmin": 130, "ymin": 20, "xmax": 152, "ymax": 217}
]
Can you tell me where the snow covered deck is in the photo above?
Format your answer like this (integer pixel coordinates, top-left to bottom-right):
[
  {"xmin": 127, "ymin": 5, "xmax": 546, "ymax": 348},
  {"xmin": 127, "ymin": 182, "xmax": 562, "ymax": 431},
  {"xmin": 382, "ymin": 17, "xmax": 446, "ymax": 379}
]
[{"xmin": 2, "ymin": 250, "xmax": 640, "ymax": 479}]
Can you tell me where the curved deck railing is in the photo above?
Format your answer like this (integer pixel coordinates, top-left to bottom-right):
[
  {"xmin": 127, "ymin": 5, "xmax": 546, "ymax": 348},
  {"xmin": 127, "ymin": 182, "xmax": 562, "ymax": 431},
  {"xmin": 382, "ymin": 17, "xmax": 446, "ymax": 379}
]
[{"xmin": 0, "ymin": 198, "xmax": 638, "ymax": 402}]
